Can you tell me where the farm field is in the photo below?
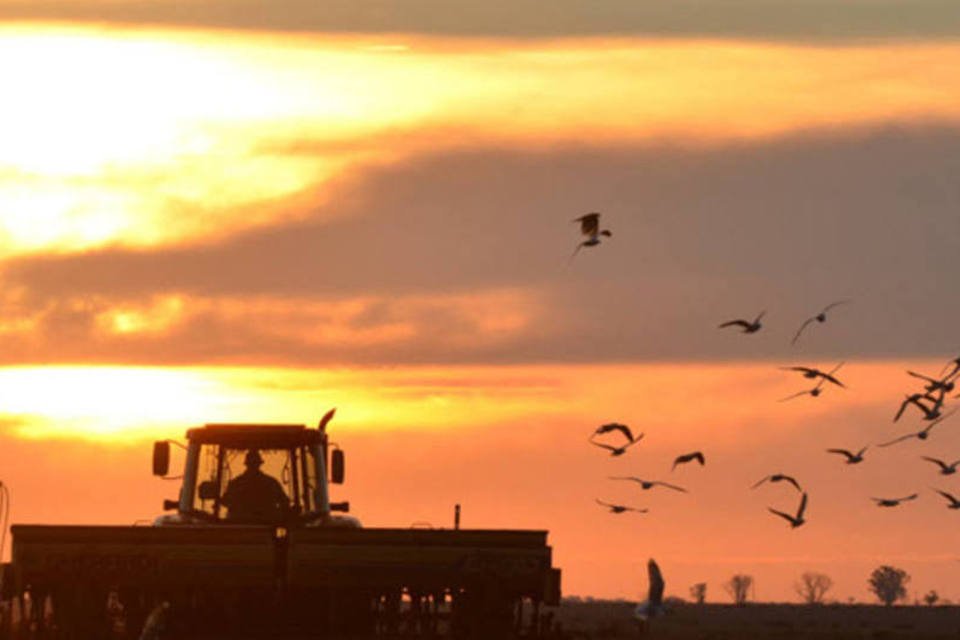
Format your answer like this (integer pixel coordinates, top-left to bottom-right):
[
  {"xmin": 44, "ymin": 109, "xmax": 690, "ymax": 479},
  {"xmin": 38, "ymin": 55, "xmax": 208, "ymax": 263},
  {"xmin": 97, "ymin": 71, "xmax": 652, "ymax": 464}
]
[{"xmin": 553, "ymin": 600, "xmax": 960, "ymax": 639}]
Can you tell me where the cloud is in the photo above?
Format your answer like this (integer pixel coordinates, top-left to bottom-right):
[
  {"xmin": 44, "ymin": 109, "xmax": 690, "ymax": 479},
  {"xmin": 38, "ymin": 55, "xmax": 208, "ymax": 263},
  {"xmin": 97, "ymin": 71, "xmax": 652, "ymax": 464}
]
[
  {"xmin": 2, "ymin": 1, "xmax": 960, "ymax": 41},
  {"xmin": 2, "ymin": 124, "xmax": 960, "ymax": 365}
]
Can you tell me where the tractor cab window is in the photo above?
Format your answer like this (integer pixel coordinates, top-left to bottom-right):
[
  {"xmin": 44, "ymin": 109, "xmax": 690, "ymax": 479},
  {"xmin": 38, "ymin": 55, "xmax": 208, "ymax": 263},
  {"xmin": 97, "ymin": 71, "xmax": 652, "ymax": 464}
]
[{"xmin": 194, "ymin": 446, "xmax": 302, "ymax": 523}]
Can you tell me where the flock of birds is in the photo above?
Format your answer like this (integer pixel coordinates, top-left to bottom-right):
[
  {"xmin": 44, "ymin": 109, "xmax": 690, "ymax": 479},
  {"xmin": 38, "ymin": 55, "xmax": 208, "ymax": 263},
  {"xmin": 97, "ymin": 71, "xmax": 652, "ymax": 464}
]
[{"xmin": 572, "ymin": 212, "xmax": 960, "ymax": 528}]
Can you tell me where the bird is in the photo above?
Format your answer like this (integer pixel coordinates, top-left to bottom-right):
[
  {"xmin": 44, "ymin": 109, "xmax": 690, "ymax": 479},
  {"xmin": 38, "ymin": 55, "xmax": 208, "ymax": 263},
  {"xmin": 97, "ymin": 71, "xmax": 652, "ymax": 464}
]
[
  {"xmin": 825, "ymin": 447, "xmax": 868, "ymax": 465},
  {"xmin": 589, "ymin": 436, "xmax": 643, "ymax": 457},
  {"xmin": 768, "ymin": 492, "xmax": 808, "ymax": 528},
  {"xmin": 672, "ymin": 451, "xmax": 705, "ymax": 470},
  {"xmin": 894, "ymin": 391, "xmax": 947, "ymax": 423},
  {"xmin": 593, "ymin": 422, "xmax": 637, "ymax": 443},
  {"xmin": 780, "ymin": 363, "xmax": 846, "ymax": 388},
  {"xmin": 718, "ymin": 311, "xmax": 765, "ymax": 334},
  {"xmin": 595, "ymin": 498, "xmax": 648, "ymax": 514},
  {"xmin": 880, "ymin": 409, "xmax": 956, "ymax": 447},
  {"xmin": 791, "ymin": 300, "xmax": 851, "ymax": 345},
  {"xmin": 906, "ymin": 370, "xmax": 956, "ymax": 394},
  {"xmin": 609, "ymin": 477, "xmax": 688, "ymax": 492},
  {"xmin": 939, "ymin": 355, "xmax": 960, "ymax": 380},
  {"xmin": 872, "ymin": 494, "xmax": 918, "ymax": 508},
  {"xmin": 932, "ymin": 489, "xmax": 960, "ymax": 509},
  {"xmin": 920, "ymin": 456, "xmax": 960, "ymax": 475},
  {"xmin": 570, "ymin": 212, "xmax": 612, "ymax": 261},
  {"xmin": 751, "ymin": 474, "xmax": 803, "ymax": 492},
  {"xmin": 634, "ymin": 558, "xmax": 666, "ymax": 623},
  {"xmin": 779, "ymin": 379, "xmax": 826, "ymax": 402}
]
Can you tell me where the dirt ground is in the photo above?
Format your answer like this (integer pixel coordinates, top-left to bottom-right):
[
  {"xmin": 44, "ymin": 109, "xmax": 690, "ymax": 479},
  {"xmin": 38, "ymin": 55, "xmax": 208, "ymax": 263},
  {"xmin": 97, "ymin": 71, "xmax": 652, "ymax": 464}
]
[{"xmin": 551, "ymin": 600, "xmax": 960, "ymax": 639}]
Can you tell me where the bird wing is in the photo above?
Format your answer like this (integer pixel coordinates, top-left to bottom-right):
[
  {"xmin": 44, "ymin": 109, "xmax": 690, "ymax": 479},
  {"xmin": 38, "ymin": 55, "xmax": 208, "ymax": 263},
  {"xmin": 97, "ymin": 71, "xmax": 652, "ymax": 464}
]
[
  {"xmin": 935, "ymin": 489, "xmax": 959, "ymax": 504},
  {"xmin": 611, "ymin": 423, "xmax": 634, "ymax": 442},
  {"xmin": 753, "ymin": 310, "xmax": 767, "ymax": 323},
  {"xmin": 750, "ymin": 476, "xmax": 771, "ymax": 489},
  {"xmin": 779, "ymin": 389, "xmax": 812, "ymax": 402},
  {"xmin": 899, "ymin": 493, "xmax": 919, "ymax": 502},
  {"xmin": 647, "ymin": 559, "xmax": 665, "ymax": 606},
  {"xmin": 796, "ymin": 492, "xmax": 808, "ymax": 519},
  {"xmin": 791, "ymin": 318, "xmax": 815, "ymax": 345},
  {"xmin": 624, "ymin": 434, "xmax": 644, "ymax": 449},
  {"xmin": 718, "ymin": 319, "xmax": 750, "ymax": 329},
  {"xmin": 783, "ymin": 476, "xmax": 803, "ymax": 492},
  {"xmin": 595, "ymin": 498, "xmax": 615, "ymax": 508},
  {"xmin": 826, "ymin": 449, "xmax": 853, "ymax": 460},
  {"xmin": 654, "ymin": 481, "xmax": 688, "ymax": 493},
  {"xmin": 907, "ymin": 370, "xmax": 937, "ymax": 384},
  {"xmin": 693, "ymin": 452, "xmax": 705, "ymax": 465},
  {"xmin": 893, "ymin": 397, "xmax": 913, "ymax": 422},
  {"xmin": 609, "ymin": 476, "xmax": 644, "ymax": 485},
  {"xmin": 626, "ymin": 506, "xmax": 650, "ymax": 513},
  {"xmin": 878, "ymin": 433, "xmax": 916, "ymax": 448},
  {"xmin": 575, "ymin": 213, "xmax": 600, "ymax": 236},
  {"xmin": 922, "ymin": 456, "xmax": 949, "ymax": 471},
  {"xmin": 821, "ymin": 373, "xmax": 846, "ymax": 388},
  {"xmin": 821, "ymin": 300, "xmax": 850, "ymax": 314},
  {"xmin": 767, "ymin": 507, "xmax": 797, "ymax": 525},
  {"xmin": 781, "ymin": 366, "xmax": 815, "ymax": 374},
  {"xmin": 589, "ymin": 440, "xmax": 618, "ymax": 452}
]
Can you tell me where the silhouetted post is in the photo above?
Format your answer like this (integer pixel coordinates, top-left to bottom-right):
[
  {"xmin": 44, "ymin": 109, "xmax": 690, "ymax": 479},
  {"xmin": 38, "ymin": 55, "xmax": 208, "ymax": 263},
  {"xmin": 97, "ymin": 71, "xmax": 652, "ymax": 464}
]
[{"xmin": 454, "ymin": 504, "xmax": 461, "ymax": 529}]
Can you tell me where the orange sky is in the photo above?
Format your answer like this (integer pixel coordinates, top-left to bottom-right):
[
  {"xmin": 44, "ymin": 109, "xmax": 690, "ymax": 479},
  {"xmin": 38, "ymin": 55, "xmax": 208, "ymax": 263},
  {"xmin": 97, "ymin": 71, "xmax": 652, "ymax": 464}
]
[{"xmin": 1, "ymin": 17, "xmax": 960, "ymax": 603}]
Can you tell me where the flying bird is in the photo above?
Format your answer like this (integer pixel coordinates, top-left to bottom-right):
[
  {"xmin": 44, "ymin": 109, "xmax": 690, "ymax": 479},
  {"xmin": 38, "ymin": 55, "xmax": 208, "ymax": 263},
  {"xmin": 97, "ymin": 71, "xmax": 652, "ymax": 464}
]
[
  {"xmin": 880, "ymin": 409, "xmax": 956, "ymax": 447},
  {"xmin": 872, "ymin": 494, "xmax": 918, "ymax": 508},
  {"xmin": 894, "ymin": 391, "xmax": 947, "ymax": 423},
  {"xmin": 634, "ymin": 558, "xmax": 666, "ymax": 623},
  {"xmin": 595, "ymin": 498, "xmax": 648, "ymax": 514},
  {"xmin": 570, "ymin": 212, "xmax": 612, "ymax": 261},
  {"xmin": 825, "ymin": 447, "xmax": 868, "ymax": 465},
  {"xmin": 921, "ymin": 456, "xmax": 960, "ymax": 476},
  {"xmin": 672, "ymin": 451, "xmax": 705, "ymax": 470},
  {"xmin": 589, "ymin": 436, "xmax": 643, "ymax": 457},
  {"xmin": 779, "ymin": 379, "xmax": 826, "ymax": 402},
  {"xmin": 751, "ymin": 474, "xmax": 803, "ymax": 492},
  {"xmin": 593, "ymin": 422, "xmax": 637, "ymax": 443},
  {"xmin": 718, "ymin": 311, "xmax": 765, "ymax": 334},
  {"xmin": 907, "ymin": 370, "xmax": 956, "ymax": 394},
  {"xmin": 609, "ymin": 477, "xmax": 688, "ymax": 492},
  {"xmin": 791, "ymin": 300, "xmax": 851, "ymax": 345},
  {"xmin": 768, "ymin": 492, "xmax": 808, "ymax": 528},
  {"xmin": 932, "ymin": 489, "xmax": 960, "ymax": 509},
  {"xmin": 780, "ymin": 363, "xmax": 846, "ymax": 388}
]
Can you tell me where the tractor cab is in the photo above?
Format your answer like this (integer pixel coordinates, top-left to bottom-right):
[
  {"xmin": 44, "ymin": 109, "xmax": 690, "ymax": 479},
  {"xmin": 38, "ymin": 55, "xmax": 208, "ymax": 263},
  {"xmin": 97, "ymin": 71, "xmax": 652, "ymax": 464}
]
[{"xmin": 151, "ymin": 420, "xmax": 353, "ymax": 527}]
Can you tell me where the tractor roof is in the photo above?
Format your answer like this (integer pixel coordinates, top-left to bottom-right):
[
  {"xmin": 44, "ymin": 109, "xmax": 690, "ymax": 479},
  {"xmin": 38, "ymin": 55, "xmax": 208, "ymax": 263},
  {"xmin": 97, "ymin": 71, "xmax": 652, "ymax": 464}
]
[{"xmin": 186, "ymin": 423, "xmax": 323, "ymax": 448}]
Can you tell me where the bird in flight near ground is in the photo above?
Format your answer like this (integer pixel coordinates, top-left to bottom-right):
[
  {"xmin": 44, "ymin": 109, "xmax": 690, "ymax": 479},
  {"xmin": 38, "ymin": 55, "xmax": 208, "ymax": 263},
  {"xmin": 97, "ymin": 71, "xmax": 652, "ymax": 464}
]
[
  {"xmin": 570, "ymin": 212, "xmax": 612, "ymax": 261},
  {"xmin": 634, "ymin": 558, "xmax": 666, "ymax": 622},
  {"xmin": 933, "ymin": 489, "xmax": 960, "ymax": 509},
  {"xmin": 609, "ymin": 477, "xmax": 688, "ymax": 492},
  {"xmin": 718, "ymin": 311, "xmax": 765, "ymax": 334},
  {"xmin": 872, "ymin": 494, "xmax": 918, "ymax": 507},
  {"xmin": 825, "ymin": 446, "xmax": 868, "ymax": 465},
  {"xmin": 672, "ymin": 451, "xmax": 705, "ymax": 470},
  {"xmin": 920, "ymin": 456, "xmax": 959, "ymax": 475},
  {"xmin": 791, "ymin": 300, "xmax": 851, "ymax": 345},
  {"xmin": 589, "ymin": 436, "xmax": 642, "ymax": 457},
  {"xmin": 768, "ymin": 492, "xmax": 808, "ymax": 528},
  {"xmin": 880, "ymin": 409, "xmax": 956, "ymax": 447},
  {"xmin": 751, "ymin": 474, "xmax": 803, "ymax": 491},
  {"xmin": 780, "ymin": 363, "xmax": 846, "ymax": 388},
  {"xmin": 595, "ymin": 498, "xmax": 648, "ymax": 514}
]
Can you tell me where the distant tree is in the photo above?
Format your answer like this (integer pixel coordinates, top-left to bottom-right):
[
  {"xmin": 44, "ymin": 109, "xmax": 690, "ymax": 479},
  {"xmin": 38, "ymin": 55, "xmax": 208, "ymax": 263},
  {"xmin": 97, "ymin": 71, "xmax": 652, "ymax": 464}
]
[
  {"xmin": 794, "ymin": 572, "xmax": 834, "ymax": 605},
  {"xmin": 689, "ymin": 582, "xmax": 707, "ymax": 604},
  {"xmin": 724, "ymin": 574, "xmax": 753, "ymax": 606},
  {"xmin": 868, "ymin": 565, "xmax": 910, "ymax": 606},
  {"xmin": 923, "ymin": 590, "xmax": 939, "ymax": 607}
]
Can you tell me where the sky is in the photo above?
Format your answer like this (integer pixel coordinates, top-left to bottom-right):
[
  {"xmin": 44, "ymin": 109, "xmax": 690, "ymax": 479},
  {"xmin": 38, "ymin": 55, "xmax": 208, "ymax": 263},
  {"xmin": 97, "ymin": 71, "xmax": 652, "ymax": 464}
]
[{"xmin": 1, "ymin": 0, "xmax": 960, "ymax": 604}]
